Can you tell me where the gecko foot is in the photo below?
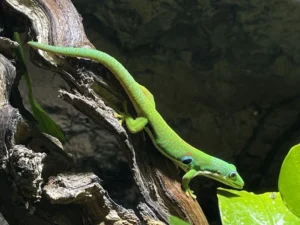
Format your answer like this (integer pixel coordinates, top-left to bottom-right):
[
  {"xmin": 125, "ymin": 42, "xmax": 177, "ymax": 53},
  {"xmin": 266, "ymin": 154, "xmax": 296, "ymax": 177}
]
[
  {"xmin": 185, "ymin": 188, "xmax": 197, "ymax": 199},
  {"xmin": 114, "ymin": 101, "xmax": 128, "ymax": 125},
  {"xmin": 113, "ymin": 113, "xmax": 124, "ymax": 125}
]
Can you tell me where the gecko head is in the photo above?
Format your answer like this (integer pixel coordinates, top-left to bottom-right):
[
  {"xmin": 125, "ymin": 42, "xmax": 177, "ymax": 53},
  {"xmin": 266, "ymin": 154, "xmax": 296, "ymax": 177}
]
[
  {"xmin": 180, "ymin": 156, "xmax": 244, "ymax": 189},
  {"xmin": 201, "ymin": 161, "xmax": 244, "ymax": 189}
]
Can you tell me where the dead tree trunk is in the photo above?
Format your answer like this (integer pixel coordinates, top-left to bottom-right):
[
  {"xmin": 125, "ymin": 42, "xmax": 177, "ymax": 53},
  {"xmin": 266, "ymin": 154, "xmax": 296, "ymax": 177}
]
[{"xmin": 0, "ymin": 0, "xmax": 208, "ymax": 224}]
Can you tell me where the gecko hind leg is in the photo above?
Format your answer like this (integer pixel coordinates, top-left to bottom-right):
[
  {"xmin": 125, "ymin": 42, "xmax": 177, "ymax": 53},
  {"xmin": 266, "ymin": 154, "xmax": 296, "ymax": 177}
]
[{"xmin": 114, "ymin": 101, "xmax": 148, "ymax": 133}]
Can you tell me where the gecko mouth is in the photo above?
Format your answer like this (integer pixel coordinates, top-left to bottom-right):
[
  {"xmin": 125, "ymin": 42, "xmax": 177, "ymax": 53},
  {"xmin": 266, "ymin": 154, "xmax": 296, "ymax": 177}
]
[{"xmin": 195, "ymin": 171, "xmax": 244, "ymax": 189}]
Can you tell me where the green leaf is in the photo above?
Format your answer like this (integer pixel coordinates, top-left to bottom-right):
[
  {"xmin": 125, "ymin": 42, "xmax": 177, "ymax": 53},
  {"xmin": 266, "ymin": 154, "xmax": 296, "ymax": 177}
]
[
  {"xmin": 13, "ymin": 32, "xmax": 66, "ymax": 143},
  {"xmin": 29, "ymin": 96, "xmax": 66, "ymax": 143},
  {"xmin": 217, "ymin": 188, "xmax": 300, "ymax": 225},
  {"xmin": 278, "ymin": 144, "xmax": 300, "ymax": 218},
  {"xmin": 169, "ymin": 215, "xmax": 191, "ymax": 225}
]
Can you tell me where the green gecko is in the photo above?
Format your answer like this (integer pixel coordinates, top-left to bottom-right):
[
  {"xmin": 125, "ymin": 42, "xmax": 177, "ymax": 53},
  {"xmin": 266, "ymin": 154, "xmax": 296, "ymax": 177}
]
[{"xmin": 27, "ymin": 41, "xmax": 244, "ymax": 199}]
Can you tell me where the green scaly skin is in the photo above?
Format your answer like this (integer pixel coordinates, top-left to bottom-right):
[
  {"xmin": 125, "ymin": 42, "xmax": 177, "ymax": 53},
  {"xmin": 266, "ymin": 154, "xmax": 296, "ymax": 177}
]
[{"xmin": 28, "ymin": 41, "xmax": 244, "ymax": 199}]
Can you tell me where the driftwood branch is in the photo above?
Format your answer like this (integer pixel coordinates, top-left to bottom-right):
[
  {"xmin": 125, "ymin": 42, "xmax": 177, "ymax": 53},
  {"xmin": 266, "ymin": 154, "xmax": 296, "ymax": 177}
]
[{"xmin": 0, "ymin": 0, "xmax": 208, "ymax": 224}]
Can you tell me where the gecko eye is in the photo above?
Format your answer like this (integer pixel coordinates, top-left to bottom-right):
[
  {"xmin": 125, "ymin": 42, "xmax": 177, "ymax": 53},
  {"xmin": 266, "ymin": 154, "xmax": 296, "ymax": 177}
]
[
  {"xmin": 181, "ymin": 156, "xmax": 193, "ymax": 165},
  {"xmin": 229, "ymin": 172, "xmax": 237, "ymax": 179}
]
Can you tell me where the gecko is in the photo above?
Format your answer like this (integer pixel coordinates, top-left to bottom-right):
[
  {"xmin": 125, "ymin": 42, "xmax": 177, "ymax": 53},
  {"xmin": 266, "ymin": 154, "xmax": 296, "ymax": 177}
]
[{"xmin": 27, "ymin": 41, "xmax": 244, "ymax": 198}]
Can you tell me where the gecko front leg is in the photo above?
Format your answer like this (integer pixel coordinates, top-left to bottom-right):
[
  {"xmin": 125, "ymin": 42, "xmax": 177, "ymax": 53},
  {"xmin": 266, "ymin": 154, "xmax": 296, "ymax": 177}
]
[{"xmin": 182, "ymin": 169, "xmax": 197, "ymax": 199}]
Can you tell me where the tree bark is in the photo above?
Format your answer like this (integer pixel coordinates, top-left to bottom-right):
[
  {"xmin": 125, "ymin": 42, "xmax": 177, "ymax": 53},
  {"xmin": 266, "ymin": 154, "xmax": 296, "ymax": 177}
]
[{"xmin": 0, "ymin": 0, "xmax": 208, "ymax": 224}]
